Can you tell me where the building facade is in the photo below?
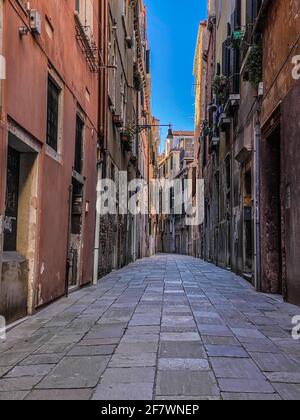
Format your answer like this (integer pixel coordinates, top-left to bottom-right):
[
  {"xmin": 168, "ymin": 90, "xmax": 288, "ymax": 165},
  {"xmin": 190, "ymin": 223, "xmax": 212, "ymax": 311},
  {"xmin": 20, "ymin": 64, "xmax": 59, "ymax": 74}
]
[
  {"xmin": 195, "ymin": 0, "xmax": 300, "ymax": 306},
  {"xmin": 257, "ymin": 0, "xmax": 300, "ymax": 305},
  {"xmin": 158, "ymin": 130, "xmax": 195, "ymax": 255},
  {"xmin": 195, "ymin": 0, "xmax": 261, "ymax": 287},
  {"xmin": 0, "ymin": 0, "xmax": 156, "ymax": 324},
  {"xmin": 94, "ymin": 0, "xmax": 154, "ymax": 279},
  {"xmin": 0, "ymin": 0, "xmax": 102, "ymax": 323}
]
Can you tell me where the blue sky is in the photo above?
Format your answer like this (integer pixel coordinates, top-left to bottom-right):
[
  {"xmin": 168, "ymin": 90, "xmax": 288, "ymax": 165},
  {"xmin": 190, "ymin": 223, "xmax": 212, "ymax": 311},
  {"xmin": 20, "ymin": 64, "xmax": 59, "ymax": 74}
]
[{"xmin": 144, "ymin": 0, "xmax": 207, "ymax": 149}]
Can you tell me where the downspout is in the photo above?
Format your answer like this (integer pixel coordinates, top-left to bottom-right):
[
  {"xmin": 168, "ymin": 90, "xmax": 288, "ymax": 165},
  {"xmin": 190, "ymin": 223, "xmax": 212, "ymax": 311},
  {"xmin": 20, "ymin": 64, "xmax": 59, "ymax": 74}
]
[
  {"xmin": 0, "ymin": 0, "xmax": 6, "ymax": 297},
  {"xmin": 254, "ymin": 106, "xmax": 261, "ymax": 291},
  {"xmin": 65, "ymin": 184, "xmax": 73, "ymax": 296},
  {"xmin": 93, "ymin": 0, "xmax": 108, "ymax": 284},
  {"xmin": 93, "ymin": 161, "xmax": 102, "ymax": 284}
]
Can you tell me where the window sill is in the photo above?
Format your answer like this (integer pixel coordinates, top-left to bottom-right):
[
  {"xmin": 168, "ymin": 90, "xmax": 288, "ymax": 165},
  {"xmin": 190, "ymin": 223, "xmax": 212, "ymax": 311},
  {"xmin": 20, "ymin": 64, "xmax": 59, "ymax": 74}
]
[
  {"xmin": 45, "ymin": 144, "xmax": 62, "ymax": 164},
  {"xmin": 2, "ymin": 251, "xmax": 26, "ymax": 264}
]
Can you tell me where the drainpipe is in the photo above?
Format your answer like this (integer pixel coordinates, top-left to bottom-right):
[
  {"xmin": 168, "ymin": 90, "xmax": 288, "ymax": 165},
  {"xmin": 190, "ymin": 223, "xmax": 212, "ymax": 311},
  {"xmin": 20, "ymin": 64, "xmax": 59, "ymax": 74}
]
[
  {"xmin": 0, "ymin": 0, "xmax": 6, "ymax": 294},
  {"xmin": 93, "ymin": 0, "xmax": 109, "ymax": 284},
  {"xmin": 93, "ymin": 160, "xmax": 102, "ymax": 284},
  {"xmin": 254, "ymin": 109, "xmax": 261, "ymax": 291},
  {"xmin": 65, "ymin": 184, "xmax": 73, "ymax": 297}
]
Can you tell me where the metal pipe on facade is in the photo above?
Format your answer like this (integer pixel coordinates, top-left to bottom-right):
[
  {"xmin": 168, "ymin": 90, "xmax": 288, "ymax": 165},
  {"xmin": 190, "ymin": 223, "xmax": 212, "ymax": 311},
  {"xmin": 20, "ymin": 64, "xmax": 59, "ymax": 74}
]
[
  {"xmin": 93, "ymin": 0, "xmax": 108, "ymax": 284},
  {"xmin": 254, "ymin": 108, "xmax": 261, "ymax": 291}
]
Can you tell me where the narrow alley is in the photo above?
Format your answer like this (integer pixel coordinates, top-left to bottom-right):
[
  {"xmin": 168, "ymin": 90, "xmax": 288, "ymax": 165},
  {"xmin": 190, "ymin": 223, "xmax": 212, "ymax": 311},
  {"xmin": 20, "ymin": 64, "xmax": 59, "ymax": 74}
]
[{"xmin": 1, "ymin": 255, "xmax": 300, "ymax": 401}]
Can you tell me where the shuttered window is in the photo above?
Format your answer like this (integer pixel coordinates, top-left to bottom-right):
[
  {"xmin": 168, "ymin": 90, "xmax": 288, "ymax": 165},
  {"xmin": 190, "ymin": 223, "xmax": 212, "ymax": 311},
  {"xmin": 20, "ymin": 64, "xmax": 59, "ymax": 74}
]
[{"xmin": 46, "ymin": 77, "xmax": 60, "ymax": 152}]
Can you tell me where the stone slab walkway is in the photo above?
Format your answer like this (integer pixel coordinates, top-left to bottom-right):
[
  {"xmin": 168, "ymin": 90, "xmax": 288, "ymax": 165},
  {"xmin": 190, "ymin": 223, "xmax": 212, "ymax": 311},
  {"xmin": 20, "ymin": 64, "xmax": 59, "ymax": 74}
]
[{"xmin": 1, "ymin": 254, "xmax": 300, "ymax": 400}]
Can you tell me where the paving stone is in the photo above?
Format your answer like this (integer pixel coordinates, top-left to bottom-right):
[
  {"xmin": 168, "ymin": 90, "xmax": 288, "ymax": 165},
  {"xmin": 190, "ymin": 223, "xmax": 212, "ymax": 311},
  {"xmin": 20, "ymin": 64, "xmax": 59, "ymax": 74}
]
[
  {"xmin": 0, "ymin": 353, "xmax": 29, "ymax": 367},
  {"xmin": 86, "ymin": 325, "xmax": 126, "ymax": 339},
  {"xmin": 205, "ymin": 345, "xmax": 248, "ymax": 358},
  {"xmin": 129, "ymin": 316, "xmax": 161, "ymax": 326},
  {"xmin": 265, "ymin": 372, "xmax": 300, "ymax": 384},
  {"xmin": 19, "ymin": 353, "xmax": 64, "ymax": 366},
  {"xmin": 100, "ymin": 367, "xmax": 155, "ymax": 384},
  {"xmin": 159, "ymin": 341, "xmax": 206, "ymax": 359},
  {"xmin": 270, "ymin": 338, "xmax": 300, "ymax": 354},
  {"xmin": 37, "ymin": 356, "xmax": 109, "ymax": 389},
  {"xmin": 0, "ymin": 367, "xmax": 12, "ymax": 377},
  {"xmin": 197, "ymin": 325, "xmax": 233, "ymax": 337},
  {"xmin": 160, "ymin": 326, "xmax": 198, "ymax": 333},
  {"xmin": 34, "ymin": 343, "xmax": 73, "ymax": 355},
  {"xmin": 93, "ymin": 382, "xmax": 153, "ymax": 400},
  {"xmin": 272, "ymin": 383, "xmax": 300, "ymax": 400},
  {"xmin": 25, "ymin": 389, "xmax": 93, "ymax": 400},
  {"xmin": 116, "ymin": 342, "xmax": 158, "ymax": 354},
  {"xmin": 231, "ymin": 328, "xmax": 265, "ymax": 339},
  {"xmin": 156, "ymin": 371, "xmax": 220, "ymax": 397},
  {"xmin": 201, "ymin": 336, "xmax": 240, "ymax": 346},
  {"xmin": 250, "ymin": 352, "xmax": 300, "ymax": 373},
  {"xmin": 158, "ymin": 358, "xmax": 210, "ymax": 371},
  {"xmin": 162, "ymin": 316, "xmax": 196, "ymax": 327},
  {"xmin": 5, "ymin": 364, "xmax": 54, "ymax": 378},
  {"xmin": 241, "ymin": 340, "xmax": 280, "ymax": 353},
  {"xmin": 121, "ymin": 334, "xmax": 159, "ymax": 344},
  {"xmin": 222, "ymin": 393, "xmax": 281, "ymax": 401},
  {"xmin": 68, "ymin": 345, "xmax": 116, "ymax": 356},
  {"xmin": 210, "ymin": 358, "xmax": 265, "ymax": 379},
  {"xmin": 125, "ymin": 326, "xmax": 160, "ymax": 334},
  {"xmin": 156, "ymin": 396, "xmax": 221, "ymax": 400},
  {"xmin": 160, "ymin": 333, "xmax": 200, "ymax": 342},
  {"xmin": 0, "ymin": 376, "xmax": 44, "ymax": 392},
  {"xmin": 109, "ymin": 353, "xmax": 156, "ymax": 368},
  {"xmin": 218, "ymin": 379, "xmax": 275, "ymax": 394},
  {"xmin": 47, "ymin": 334, "xmax": 85, "ymax": 345},
  {"xmin": 0, "ymin": 391, "xmax": 30, "ymax": 400}
]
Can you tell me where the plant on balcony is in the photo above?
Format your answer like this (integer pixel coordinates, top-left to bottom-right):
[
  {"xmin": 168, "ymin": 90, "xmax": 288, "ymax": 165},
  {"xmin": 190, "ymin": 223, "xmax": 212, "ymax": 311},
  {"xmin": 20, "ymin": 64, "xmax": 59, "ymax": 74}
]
[
  {"xmin": 120, "ymin": 129, "xmax": 133, "ymax": 151},
  {"xmin": 230, "ymin": 29, "xmax": 245, "ymax": 49},
  {"xmin": 133, "ymin": 64, "xmax": 143, "ymax": 91},
  {"xmin": 245, "ymin": 42, "xmax": 263, "ymax": 90},
  {"xmin": 212, "ymin": 75, "xmax": 229, "ymax": 105}
]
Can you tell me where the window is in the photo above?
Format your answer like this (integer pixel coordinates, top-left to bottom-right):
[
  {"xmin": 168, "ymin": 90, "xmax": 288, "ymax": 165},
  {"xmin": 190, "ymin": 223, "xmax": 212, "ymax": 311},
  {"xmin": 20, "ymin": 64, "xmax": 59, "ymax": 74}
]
[
  {"xmin": 75, "ymin": 0, "xmax": 94, "ymax": 38},
  {"xmin": 170, "ymin": 187, "xmax": 175, "ymax": 211},
  {"xmin": 74, "ymin": 115, "xmax": 84, "ymax": 174},
  {"xmin": 46, "ymin": 77, "xmax": 60, "ymax": 152},
  {"xmin": 170, "ymin": 155, "xmax": 173, "ymax": 171}
]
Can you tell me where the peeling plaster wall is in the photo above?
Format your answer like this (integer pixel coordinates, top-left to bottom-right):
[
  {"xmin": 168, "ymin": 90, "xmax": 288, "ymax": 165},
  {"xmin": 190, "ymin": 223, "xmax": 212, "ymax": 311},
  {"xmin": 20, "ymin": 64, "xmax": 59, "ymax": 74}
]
[
  {"xmin": 4, "ymin": 0, "xmax": 99, "ymax": 313},
  {"xmin": 0, "ymin": 253, "xmax": 28, "ymax": 323}
]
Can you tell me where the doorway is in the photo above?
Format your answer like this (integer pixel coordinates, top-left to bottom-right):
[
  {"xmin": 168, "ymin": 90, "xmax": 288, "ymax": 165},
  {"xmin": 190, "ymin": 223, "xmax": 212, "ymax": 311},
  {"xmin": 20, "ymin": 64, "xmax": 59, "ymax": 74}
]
[
  {"xmin": 67, "ymin": 179, "xmax": 84, "ymax": 288},
  {"xmin": 244, "ymin": 168, "xmax": 253, "ymax": 277},
  {"xmin": 2, "ymin": 131, "xmax": 39, "ymax": 323},
  {"xmin": 3, "ymin": 146, "xmax": 20, "ymax": 251},
  {"xmin": 263, "ymin": 125, "xmax": 283, "ymax": 294}
]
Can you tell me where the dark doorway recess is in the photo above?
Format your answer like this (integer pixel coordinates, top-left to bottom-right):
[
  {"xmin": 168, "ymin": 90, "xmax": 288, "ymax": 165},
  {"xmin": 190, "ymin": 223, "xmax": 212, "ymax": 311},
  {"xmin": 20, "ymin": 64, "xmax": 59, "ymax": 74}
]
[{"xmin": 4, "ymin": 146, "xmax": 20, "ymax": 252}]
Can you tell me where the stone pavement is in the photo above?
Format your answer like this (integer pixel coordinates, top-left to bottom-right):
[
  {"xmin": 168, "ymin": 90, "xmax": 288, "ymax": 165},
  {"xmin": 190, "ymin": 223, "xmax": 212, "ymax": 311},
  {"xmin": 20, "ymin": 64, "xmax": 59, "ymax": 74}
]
[{"xmin": 1, "ymin": 254, "xmax": 300, "ymax": 400}]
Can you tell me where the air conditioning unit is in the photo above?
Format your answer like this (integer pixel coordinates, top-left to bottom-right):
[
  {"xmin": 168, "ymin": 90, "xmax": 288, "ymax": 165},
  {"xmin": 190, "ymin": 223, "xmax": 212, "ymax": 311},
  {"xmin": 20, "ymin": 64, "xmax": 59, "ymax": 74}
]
[{"xmin": 30, "ymin": 10, "xmax": 41, "ymax": 35}]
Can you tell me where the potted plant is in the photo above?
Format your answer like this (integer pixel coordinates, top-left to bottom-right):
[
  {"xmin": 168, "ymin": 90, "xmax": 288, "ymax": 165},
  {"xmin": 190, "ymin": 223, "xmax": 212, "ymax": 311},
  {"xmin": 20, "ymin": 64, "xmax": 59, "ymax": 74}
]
[
  {"xmin": 121, "ymin": 129, "xmax": 133, "ymax": 151},
  {"xmin": 212, "ymin": 75, "xmax": 229, "ymax": 105},
  {"xmin": 245, "ymin": 42, "xmax": 263, "ymax": 90}
]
